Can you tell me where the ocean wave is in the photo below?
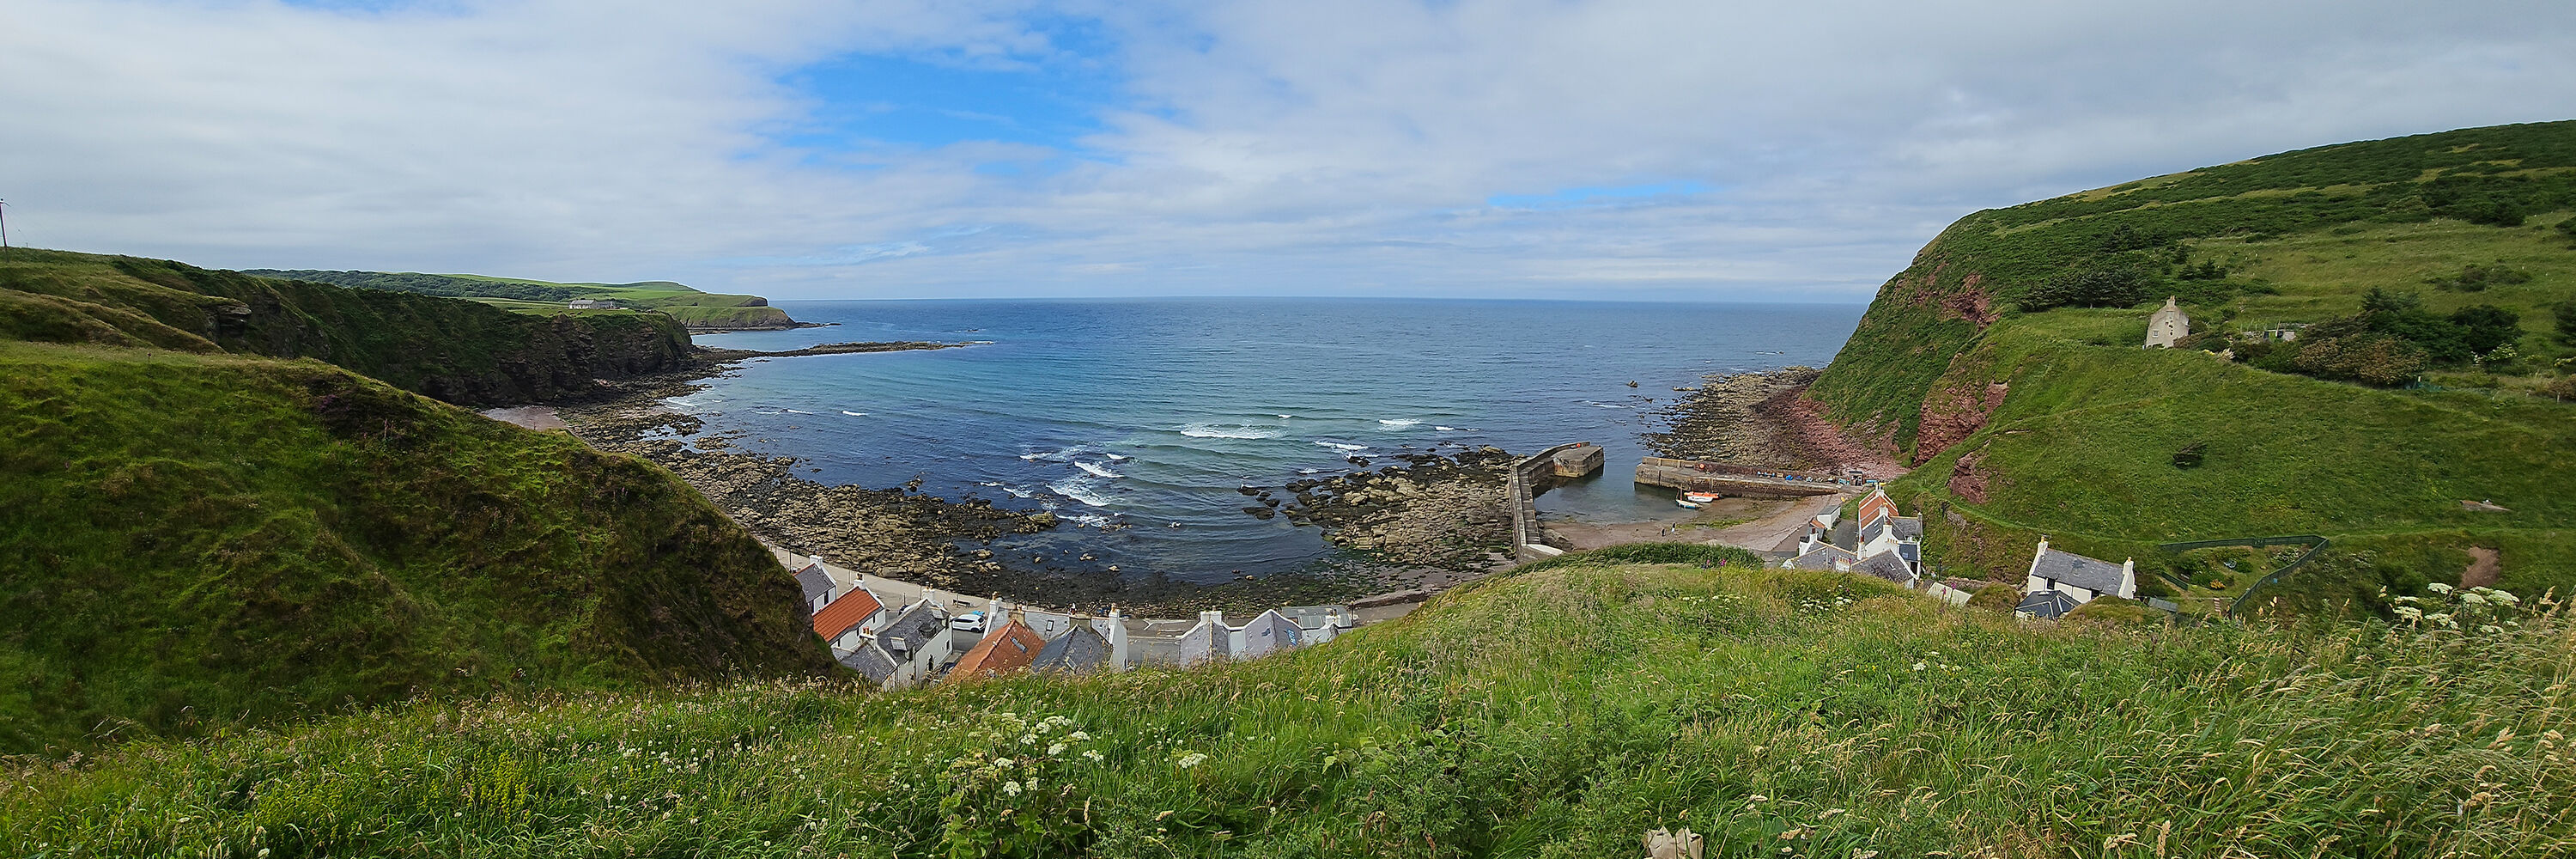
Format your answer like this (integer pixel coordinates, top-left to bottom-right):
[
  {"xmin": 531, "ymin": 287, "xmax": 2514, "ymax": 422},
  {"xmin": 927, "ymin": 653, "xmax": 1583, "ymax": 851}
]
[
  {"xmin": 1075, "ymin": 461, "xmax": 1121, "ymax": 478},
  {"xmin": 1105, "ymin": 453, "xmax": 1132, "ymax": 461},
  {"xmin": 1378, "ymin": 418, "xmax": 1424, "ymax": 428},
  {"xmin": 1179, "ymin": 423, "xmax": 1281, "ymax": 440},
  {"xmin": 1059, "ymin": 512, "xmax": 1115, "ymax": 528},
  {"xmin": 1314, "ymin": 442, "xmax": 1368, "ymax": 452},
  {"xmin": 1050, "ymin": 478, "xmax": 1113, "ymax": 508},
  {"xmin": 784, "ymin": 408, "xmax": 812, "ymax": 414},
  {"xmin": 841, "ymin": 411, "xmax": 867, "ymax": 417}
]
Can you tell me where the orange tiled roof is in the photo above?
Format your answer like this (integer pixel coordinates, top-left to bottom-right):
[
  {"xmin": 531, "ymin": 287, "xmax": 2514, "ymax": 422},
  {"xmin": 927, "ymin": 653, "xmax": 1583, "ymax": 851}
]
[
  {"xmin": 945, "ymin": 619, "xmax": 1044, "ymax": 683},
  {"xmin": 811, "ymin": 587, "xmax": 884, "ymax": 640}
]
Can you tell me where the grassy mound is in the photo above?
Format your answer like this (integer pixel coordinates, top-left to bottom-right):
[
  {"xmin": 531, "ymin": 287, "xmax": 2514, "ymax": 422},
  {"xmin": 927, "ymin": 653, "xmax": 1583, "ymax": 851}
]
[
  {"xmin": 2, "ymin": 249, "xmax": 696, "ymax": 405},
  {"xmin": 5, "ymin": 551, "xmax": 2568, "ymax": 856},
  {"xmin": 0, "ymin": 342, "xmax": 832, "ymax": 752},
  {"xmin": 1803, "ymin": 120, "xmax": 2576, "ymax": 599},
  {"xmin": 246, "ymin": 269, "xmax": 799, "ymax": 330}
]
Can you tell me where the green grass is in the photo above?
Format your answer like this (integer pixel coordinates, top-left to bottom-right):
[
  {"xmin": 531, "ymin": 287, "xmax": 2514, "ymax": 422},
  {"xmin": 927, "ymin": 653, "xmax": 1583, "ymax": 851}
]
[
  {"xmin": 5, "ymin": 553, "xmax": 2569, "ymax": 856},
  {"xmin": 1805, "ymin": 120, "xmax": 2576, "ymax": 599},
  {"xmin": 0, "ymin": 248, "xmax": 697, "ymax": 405},
  {"xmin": 0, "ymin": 342, "xmax": 832, "ymax": 753},
  {"xmin": 244, "ymin": 269, "xmax": 799, "ymax": 329}
]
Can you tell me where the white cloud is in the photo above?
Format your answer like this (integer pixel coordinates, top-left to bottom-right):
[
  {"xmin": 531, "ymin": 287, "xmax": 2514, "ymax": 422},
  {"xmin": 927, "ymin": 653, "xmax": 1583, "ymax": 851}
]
[{"xmin": 3, "ymin": 0, "xmax": 2573, "ymax": 301}]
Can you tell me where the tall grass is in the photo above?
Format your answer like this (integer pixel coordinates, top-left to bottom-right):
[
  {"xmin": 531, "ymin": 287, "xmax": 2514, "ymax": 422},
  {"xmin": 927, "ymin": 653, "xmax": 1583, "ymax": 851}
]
[{"xmin": 9, "ymin": 558, "xmax": 2569, "ymax": 857}]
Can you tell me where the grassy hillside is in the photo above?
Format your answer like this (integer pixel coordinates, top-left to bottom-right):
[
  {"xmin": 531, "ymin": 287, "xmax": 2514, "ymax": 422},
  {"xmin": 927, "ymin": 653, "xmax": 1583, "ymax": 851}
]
[
  {"xmin": 4, "ymin": 549, "xmax": 2568, "ymax": 856},
  {"xmin": 246, "ymin": 269, "xmax": 800, "ymax": 330},
  {"xmin": 1805, "ymin": 120, "xmax": 2576, "ymax": 597},
  {"xmin": 1, "ymin": 249, "xmax": 696, "ymax": 405},
  {"xmin": 0, "ymin": 341, "xmax": 834, "ymax": 752}
]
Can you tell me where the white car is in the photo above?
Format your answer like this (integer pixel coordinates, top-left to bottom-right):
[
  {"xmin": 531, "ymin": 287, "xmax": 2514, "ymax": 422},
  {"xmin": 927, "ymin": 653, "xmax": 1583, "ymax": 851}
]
[{"xmin": 949, "ymin": 612, "xmax": 987, "ymax": 633}]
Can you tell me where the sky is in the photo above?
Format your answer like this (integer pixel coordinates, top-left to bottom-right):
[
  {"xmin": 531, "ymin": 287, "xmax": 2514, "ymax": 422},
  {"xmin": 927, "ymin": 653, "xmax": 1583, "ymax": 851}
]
[{"xmin": 4, "ymin": 1, "xmax": 2574, "ymax": 302}]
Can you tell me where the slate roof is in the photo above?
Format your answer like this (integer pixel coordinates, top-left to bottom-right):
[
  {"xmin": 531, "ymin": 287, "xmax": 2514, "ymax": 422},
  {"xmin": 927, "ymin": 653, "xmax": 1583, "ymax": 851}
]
[
  {"xmin": 2031, "ymin": 547, "xmax": 2128, "ymax": 595},
  {"xmin": 793, "ymin": 563, "xmax": 836, "ymax": 608},
  {"xmin": 1851, "ymin": 551, "xmax": 1917, "ymax": 585},
  {"xmin": 838, "ymin": 643, "xmax": 898, "ymax": 684},
  {"xmin": 1826, "ymin": 518, "xmax": 1859, "ymax": 551},
  {"xmin": 947, "ymin": 619, "xmax": 1045, "ymax": 683},
  {"xmin": 1278, "ymin": 605, "xmax": 1353, "ymax": 632},
  {"xmin": 811, "ymin": 587, "xmax": 884, "ymax": 640},
  {"xmin": 2016, "ymin": 589, "xmax": 2081, "ymax": 619},
  {"xmin": 1031, "ymin": 627, "xmax": 1111, "ymax": 673},
  {"xmin": 874, "ymin": 601, "xmax": 949, "ymax": 660},
  {"xmin": 1891, "ymin": 516, "xmax": 1923, "ymax": 540},
  {"xmin": 1784, "ymin": 545, "xmax": 1857, "ymax": 570}
]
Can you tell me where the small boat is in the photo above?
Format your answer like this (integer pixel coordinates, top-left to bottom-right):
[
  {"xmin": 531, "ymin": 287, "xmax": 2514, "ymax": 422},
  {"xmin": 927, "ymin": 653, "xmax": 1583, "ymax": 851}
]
[
  {"xmin": 1683, "ymin": 492, "xmax": 1722, "ymax": 503},
  {"xmin": 1675, "ymin": 498, "xmax": 1702, "ymax": 509}
]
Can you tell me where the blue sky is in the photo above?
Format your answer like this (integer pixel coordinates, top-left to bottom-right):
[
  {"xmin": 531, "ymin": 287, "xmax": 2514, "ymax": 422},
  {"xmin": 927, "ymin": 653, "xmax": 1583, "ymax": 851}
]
[{"xmin": 5, "ymin": 0, "xmax": 2575, "ymax": 301}]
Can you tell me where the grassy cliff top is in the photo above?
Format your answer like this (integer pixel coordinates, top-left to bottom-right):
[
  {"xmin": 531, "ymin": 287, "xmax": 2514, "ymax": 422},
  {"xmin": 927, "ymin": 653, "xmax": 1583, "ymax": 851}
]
[
  {"xmin": 245, "ymin": 269, "xmax": 797, "ymax": 328},
  {"xmin": 4, "ymin": 548, "xmax": 2568, "ymax": 856},
  {"xmin": 1, "ymin": 248, "xmax": 696, "ymax": 405},
  {"xmin": 0, "ymin": 340, "xmax": 832, "ymax": 752}
]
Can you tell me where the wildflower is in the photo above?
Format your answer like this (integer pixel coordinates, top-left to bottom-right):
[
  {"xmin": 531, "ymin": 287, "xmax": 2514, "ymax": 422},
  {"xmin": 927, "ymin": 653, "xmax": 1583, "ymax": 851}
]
[
  {"xmin": 1020, "ymin": 734, "xmax": 1038, "ymax": 745},
  {"xmin": 2492, "ymin": 590, "xmax": 2522, "ymax": 606},
  {"xmin": 1048, "ymin": 742, "xmax": 1070, "ymax": 756},
  {"xmin": 1001, "ymin": 781, "xmax": 1023, "ymax": 796},
  {"xmin": 1911, "ymin": 661, "xmax": 1928, "ymax": 672},
  {"xmin": 1066, "ymin": 731, "xmax": 1091, "ymax": 742},
  {"xmin": 2427, "ymin": 582, "xmax": 2455, "ymax": 594},
  {"xmin": 2460, "ymin": 592, "xmax": 2488, "ymax": 606},
  {"xmin": 2427, "ymin": 613, "xmax": 2458, "ymax": 628},
  {"xmin": 1083, "ymin": 750, "xmax": 1106, "ymax": 763},
  {"xmin": 1175, "ymin": 752, "xmax": 1210, "ymax": 769},
  {"xmin": 2396, "ymin": 606, "xmax": 2423, "ymax": 621},
  {"xmin": 2479, "ymin": 625, "xmax": 2503, "ymax": 635},
  {"xmin": 993, "ymin": 757, "xmax": 1013, "ymax": 768}
]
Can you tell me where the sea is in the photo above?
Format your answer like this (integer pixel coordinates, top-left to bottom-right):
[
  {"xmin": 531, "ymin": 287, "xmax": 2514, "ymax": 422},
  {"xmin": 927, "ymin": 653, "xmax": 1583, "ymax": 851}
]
[{"xmin": 677, "ymin": 298, "xmax": 1862, "ymax": 584}]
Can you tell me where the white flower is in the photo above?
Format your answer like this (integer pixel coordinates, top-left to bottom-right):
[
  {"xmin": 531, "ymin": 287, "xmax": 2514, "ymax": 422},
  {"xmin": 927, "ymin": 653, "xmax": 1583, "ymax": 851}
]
[
  {"xmin": 2427, "ymin": 582, "xmax": 2454, "ymax": 594},
  {"xmin": 1001, "ymin": 781, "xmax": 1023, "ymax": 796},
  {"xmin": 2427, "ymin": 613, "xmax": 2458, "ymax": 628},
  {"xmin": 1066, "ymin": 731, "xmax": 1091, "ymax": 742},
  {"xmin": 2460, "ymin": 592, "xmax": 2488, "ymax": 606},
  {"xmin": 1083, "ymin": 750, "xmax": 1105, "ymax": 763},
  {"xmin": 2479, "ymin": 625, "xmax": 2504, "ymax": 634},
  {"xmin": 1020, "ymin": 734, "xmax": 1038, "ymax": 745},
  {"xmin": 1911, "ymin": 661, "xmax": 1927, "ymax": 672},
  {"xmin": 1175, "ymin": 752, "xmax": 1210, "ymax": 769},
  {"xmin": 2492, "ymin": 591, "xmax": 2522, "ymax": 606},
  {"xmin": 2396, "ymin": 607, "xmax": 2423, "ymax": 620},
  {"xmin": 993, "ymin": 757, "xmax": 1013, "ymax": 768},
  {"xmin": 1048, "ymin": 742, "xmax": 1070, "ymax": 756}
]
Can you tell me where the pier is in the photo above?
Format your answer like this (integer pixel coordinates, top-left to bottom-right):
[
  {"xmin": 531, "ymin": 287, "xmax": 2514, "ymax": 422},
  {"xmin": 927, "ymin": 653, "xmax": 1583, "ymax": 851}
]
[
  {"xmin": 1508, "ymin": 442, "xmax": 1605, "ymax": 561},
  {"xmin": 1632, "ymin": 456, "xmax": 1848, "ymax": 498}
]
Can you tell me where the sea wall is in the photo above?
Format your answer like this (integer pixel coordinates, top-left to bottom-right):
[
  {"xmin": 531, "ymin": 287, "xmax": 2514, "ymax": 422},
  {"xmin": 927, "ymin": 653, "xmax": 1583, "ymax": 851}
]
[{"xmin": 1509, "ymin": 442, "xmax": 1603, "ymax": 561}]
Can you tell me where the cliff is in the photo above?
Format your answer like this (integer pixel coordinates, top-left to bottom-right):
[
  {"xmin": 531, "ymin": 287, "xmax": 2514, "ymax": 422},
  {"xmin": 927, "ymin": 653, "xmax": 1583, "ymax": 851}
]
[
  {"xmin": 3, "ymin": 249, "xmax": 696, "ymax": 405},
  {"xmin": 1803, "ymin": 120, "xmax": 2576, "ymax": 600}
]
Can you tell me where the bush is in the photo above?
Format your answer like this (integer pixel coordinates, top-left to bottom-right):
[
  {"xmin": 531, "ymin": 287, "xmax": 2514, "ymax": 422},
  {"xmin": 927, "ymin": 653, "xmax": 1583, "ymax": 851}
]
[
  {"xmin": 2556, "ymin": 302, "xmax": 2576, "ymax": 344},
  {"xmin": 2426, "ymin": 263, "xmax": 2532, "ymax": 292},
  {"xmin": 2450, "ymin": 304, "xmax": 2523, "ymax": 354},
  {"xmin": 2292, "ymin": 333, "xmax": 2427, "ymax": 386}
]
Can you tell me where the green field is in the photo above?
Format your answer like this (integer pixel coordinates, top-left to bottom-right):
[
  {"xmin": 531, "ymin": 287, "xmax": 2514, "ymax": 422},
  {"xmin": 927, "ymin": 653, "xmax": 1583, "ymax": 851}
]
[
  {"xmin": 1807, "ymin": 120, "xmax": 2576, "ymax": 602},
  {"xmin": 5, "ymin": 550, "xmax": 2568, "ymax": 856},
  {"xmin": 246, "ymin": 269, "xmax": 800, "ymax": 329}
]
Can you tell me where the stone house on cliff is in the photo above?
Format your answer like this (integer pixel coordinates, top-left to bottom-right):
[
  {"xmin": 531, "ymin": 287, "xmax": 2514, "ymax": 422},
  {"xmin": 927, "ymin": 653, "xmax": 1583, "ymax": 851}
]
[
  {"xmin": 2144, "ymin": 296, "xmax": 2190, "ymax": 349},
  {"xmin": 2016, "ymin": 538, "xmax": 2136, "ymax": 619}
]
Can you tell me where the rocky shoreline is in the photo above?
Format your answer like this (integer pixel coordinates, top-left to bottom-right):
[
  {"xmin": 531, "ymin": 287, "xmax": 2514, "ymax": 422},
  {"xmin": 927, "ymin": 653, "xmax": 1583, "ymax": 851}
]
[
  {"xmin": 1242, "ymin": 447, "xmax": 1519, "ymax": 572},
  {"xmin": 1643, "ymin": 367, "xmax": 1905, "ymax": 477},
  {"xmin": 554, "ymin": 362, "xmax": 1387, "ymax": 617}
]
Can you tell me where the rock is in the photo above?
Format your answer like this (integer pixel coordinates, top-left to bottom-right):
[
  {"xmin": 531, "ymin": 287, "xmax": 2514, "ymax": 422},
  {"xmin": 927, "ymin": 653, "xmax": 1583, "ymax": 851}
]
[
  {"xmin": 1243, "ymin": 506, "xmax": 1276, "ymax": 520},
  {"xmin": 972, "ymin": 549, "xmax": 993, "ymax": 560}
]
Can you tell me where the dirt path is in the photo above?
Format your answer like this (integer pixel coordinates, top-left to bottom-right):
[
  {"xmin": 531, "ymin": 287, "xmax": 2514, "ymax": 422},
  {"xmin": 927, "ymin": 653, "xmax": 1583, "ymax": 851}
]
[
  {"xmin": 2462, "ymin": 546, "xmax": 2500, "ymax": 588},
  {"xmin": 479, "ymin": 405, "xmax": 568, "ymax": 431}
]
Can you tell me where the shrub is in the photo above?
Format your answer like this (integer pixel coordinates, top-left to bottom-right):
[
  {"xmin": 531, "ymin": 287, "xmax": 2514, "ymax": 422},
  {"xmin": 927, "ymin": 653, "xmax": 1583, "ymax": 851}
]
[
  {"xmin": 2450, "ymin": 304, "xmax": 2524, "ymax": 354},
  {"xmin": 2292, "ymin": 333, "xmax": 2427, "ymax": 386},
  {"xmin": 2556, "ymin": 302, "xmax": 2576, "ymax": 344},
  {"xmin": 2426, "ymin": 263, "xmax": 2532, "ymax": 292}
]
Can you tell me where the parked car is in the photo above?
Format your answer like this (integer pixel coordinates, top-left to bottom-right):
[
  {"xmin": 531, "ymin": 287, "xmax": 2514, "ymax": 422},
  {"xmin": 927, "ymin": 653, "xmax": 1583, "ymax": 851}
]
[{"xmin": 950, "ymin": 612, "xmax": 987, "ymax": 633}]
